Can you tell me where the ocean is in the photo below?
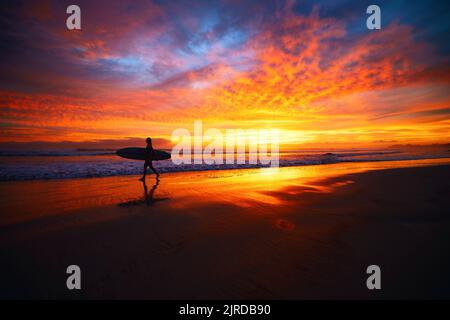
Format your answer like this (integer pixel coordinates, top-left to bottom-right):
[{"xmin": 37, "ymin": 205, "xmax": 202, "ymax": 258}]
[{"xmin": 0, "ymin": 146, "xmax": 449, "ymax": 181}]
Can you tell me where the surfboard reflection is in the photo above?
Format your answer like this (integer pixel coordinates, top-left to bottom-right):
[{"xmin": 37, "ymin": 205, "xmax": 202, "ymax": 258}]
[{"xmin": 118, "ymin": 177, "xmax": 170, "ymax": 207}]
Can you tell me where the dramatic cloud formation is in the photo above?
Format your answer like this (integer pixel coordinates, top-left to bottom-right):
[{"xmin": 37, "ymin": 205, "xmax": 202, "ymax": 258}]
[{"xmin": 1, "ymin": 0, "xmax": 449, "ymax": 147}]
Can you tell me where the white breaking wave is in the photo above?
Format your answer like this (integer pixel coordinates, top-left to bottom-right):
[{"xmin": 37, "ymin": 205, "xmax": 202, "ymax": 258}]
[{"xmin": 0, "ymin": 148, "xmax": 449, "ymax": 181}]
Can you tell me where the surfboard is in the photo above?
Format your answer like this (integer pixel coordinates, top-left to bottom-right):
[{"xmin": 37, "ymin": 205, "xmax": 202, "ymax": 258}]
[{"xmin": 116, "ymin": 147, "xmax": 171, "ymax": 161}]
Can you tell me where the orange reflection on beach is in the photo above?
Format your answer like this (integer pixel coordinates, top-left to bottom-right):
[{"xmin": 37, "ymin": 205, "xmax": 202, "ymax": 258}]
[{"xmin": 1, "ymin": 158, "xmax": 450, "ymax": 229}]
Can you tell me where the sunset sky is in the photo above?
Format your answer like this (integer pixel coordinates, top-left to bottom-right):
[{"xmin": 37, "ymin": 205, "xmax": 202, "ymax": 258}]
[{"xmin": 1, "ymin": 0, "xmax": 449, "ymax": 149}]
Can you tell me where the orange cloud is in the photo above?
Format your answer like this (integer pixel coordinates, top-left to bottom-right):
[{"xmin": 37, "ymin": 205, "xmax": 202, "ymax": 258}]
[{"xmin": 1, "ymin": 3, "xmax": 449, "ymax": 148}]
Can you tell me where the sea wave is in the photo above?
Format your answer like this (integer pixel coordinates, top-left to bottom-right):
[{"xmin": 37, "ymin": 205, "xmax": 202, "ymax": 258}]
[
  {"xmin": 0, "ymin": 149, "xmax": 118, "ymax": 157},
  {"xmin": 0, "ymin": 149, "xmax": 449, "ymax": 181}
]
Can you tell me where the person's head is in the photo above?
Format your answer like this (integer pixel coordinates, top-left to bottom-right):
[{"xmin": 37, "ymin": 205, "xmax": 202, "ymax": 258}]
[{"xmin": 146, "ymin": 137, "xmax": 152, "ymax": 144}]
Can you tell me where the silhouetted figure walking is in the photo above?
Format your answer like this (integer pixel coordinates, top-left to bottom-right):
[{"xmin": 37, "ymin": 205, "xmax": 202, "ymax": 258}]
[{"xmin": 140, "ymin": 137, "xmax": 159, "ymax": 181}]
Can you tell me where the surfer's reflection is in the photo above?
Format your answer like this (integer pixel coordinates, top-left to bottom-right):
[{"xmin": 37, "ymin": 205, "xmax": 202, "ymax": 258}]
[
  {"xmin": 143, "ymin": 177, "xmax": 169, "ymax": 206},
  {"xmin": 118, "ymin": 177, "xmax": 169, "ymax": 207}
]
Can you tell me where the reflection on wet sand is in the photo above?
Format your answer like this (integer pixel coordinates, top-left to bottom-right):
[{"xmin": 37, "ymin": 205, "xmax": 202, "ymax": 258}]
[
  {"xmin": 118, "ymin": 177, "xmax": 170, "ymax": 207},
  {"xmin": 1, "ymin": 159, "xmax": 450, "ymax": 299},
  {"xmin": 0, "ymin": 158, "xmax": 450, "ymax": 227}
]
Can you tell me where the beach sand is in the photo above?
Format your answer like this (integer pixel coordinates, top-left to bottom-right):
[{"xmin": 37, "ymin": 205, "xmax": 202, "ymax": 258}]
[{"xmin": 0, "ymin": 158, "xmax": 449, "ymax": 299}]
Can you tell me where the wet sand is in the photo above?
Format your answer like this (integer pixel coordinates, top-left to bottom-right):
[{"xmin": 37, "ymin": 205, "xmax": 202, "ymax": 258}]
[{"xmin": 0, "ymin": 159, "xmax": 450, "ymax": 299}]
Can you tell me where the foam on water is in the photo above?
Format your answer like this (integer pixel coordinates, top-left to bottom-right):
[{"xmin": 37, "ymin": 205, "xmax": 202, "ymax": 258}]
[{"xmin": 0, "ymin": 148, "xmax": 449, "ymax": 181}]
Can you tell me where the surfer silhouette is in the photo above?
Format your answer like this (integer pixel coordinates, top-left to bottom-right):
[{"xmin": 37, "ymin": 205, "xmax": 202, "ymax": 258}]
[{"xmin": 140, "ymin": 137, "xmax": 159, "ymax": 181}]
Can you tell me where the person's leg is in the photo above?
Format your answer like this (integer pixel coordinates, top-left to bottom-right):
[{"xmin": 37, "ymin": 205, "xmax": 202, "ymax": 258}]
[
  {"xmin": 140, "ymin": 161, "xmax": 149, "ymax": 181},
  {"xmin": 149, "ymin": 161, "xmax": 159, "ymax": 176}
]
